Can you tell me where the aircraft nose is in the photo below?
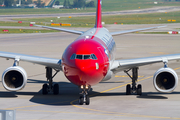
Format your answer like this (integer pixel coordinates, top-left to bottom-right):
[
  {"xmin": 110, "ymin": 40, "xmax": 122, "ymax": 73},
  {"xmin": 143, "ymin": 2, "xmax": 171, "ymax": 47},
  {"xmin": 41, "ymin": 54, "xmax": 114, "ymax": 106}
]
[{"xmin": 75, "ymin": 60, "xmax": 92, "ymax": 73}]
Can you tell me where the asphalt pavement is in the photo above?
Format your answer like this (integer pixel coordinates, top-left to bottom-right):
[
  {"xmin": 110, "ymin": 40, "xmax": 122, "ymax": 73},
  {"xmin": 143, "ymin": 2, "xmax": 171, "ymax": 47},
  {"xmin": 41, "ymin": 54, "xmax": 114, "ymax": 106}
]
[{"xmin": 0, "ymin": 24, "xmax": 180, "ymax": 120}]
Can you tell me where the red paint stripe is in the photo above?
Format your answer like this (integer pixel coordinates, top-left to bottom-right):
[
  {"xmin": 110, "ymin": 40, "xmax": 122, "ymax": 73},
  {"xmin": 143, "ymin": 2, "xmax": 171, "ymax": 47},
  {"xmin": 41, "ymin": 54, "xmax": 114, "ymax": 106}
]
[{"xmin": 91, "ymin": 28, "xmax": 101, "ymax": 39}]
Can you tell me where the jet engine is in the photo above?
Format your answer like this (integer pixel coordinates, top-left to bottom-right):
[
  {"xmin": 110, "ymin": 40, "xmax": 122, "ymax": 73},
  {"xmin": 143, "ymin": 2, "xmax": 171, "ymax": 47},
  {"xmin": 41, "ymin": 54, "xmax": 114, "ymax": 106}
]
[
  {"xmin": 2, "ymin": 66, "xmax": 27, "ymax": 91},
  {"xmin": 153, "ymin": 67, "xmax": 178, "ymax": 93}
]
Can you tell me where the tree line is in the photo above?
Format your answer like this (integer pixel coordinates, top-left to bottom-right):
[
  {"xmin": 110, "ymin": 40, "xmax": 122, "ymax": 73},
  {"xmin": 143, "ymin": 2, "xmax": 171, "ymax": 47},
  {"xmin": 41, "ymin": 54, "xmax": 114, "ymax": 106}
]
[
  {"xmin": 0, "ymin": 0, "xmax": 45, "ymax": 7},
  {"xmin": 0, "ymin": 0, "xmax": 95, "ymax": 8},
  {"xmin": 62, "ymin": 0, "xmax": 95, "ymax": 8}
]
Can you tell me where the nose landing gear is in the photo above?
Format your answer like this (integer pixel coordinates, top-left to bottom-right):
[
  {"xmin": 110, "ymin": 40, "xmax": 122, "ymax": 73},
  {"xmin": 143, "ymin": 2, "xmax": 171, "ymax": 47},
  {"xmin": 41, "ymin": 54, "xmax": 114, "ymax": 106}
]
[{"xmin": 79, "ymin": 85, "xmax": 91, "ymax": 105}]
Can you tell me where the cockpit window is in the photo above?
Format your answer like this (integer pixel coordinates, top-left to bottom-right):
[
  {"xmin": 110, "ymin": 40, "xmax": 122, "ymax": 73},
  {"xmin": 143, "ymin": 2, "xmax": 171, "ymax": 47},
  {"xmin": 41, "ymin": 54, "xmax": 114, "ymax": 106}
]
[
  {"xmin": 84, "ymin": 55, "xmax": 91, "ymax": 59},
  {"xmin": 76, "ymin": 55, "xmax": 83, "ymax": 59},
  {"xmin": 70, "ymin": 53, "xmax": 76, "ymax": 59},
  {"xmin": 91, "ymin": 54, "xmax": 97, "ymax": 60},
  {"xmin": 70, "ymin": 54, "xmax": 97, "ymax": 60}
]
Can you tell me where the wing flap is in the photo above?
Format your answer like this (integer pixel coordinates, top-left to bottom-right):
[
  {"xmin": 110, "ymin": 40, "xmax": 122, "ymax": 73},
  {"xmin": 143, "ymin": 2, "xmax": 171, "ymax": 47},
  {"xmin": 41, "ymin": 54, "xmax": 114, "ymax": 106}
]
[
  {"xmin": 0, "ymin": 51, "xmax": 62, "ymax": 70},
  {"xmin": 111, "ymin": 54, "xmax": 180, "ymax": 73}
]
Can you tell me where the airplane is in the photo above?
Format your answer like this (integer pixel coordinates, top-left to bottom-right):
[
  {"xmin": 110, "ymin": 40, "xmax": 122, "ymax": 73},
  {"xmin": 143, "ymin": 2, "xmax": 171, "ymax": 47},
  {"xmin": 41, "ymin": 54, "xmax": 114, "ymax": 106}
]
[{"xmin": 0, "ymin": 0, "xmax": 180, "ymax": 105}]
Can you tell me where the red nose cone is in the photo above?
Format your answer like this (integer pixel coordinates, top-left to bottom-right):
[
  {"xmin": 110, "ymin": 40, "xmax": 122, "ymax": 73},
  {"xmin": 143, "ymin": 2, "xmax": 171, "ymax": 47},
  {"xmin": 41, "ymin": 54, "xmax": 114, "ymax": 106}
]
[
  {"xmin": 64, "ymin": 60, "xmax": 100, "ymax": 86},
  {"xmin": 62, "ymin": 38, "xmax": 109, "ymax": 86},
  {"xmin": 75, "ymin": 60, "xmax": 94, "ymax": 74},
  {"xmin": 76, "ymin": 60, "xmax": 86, "ymax": 72}
]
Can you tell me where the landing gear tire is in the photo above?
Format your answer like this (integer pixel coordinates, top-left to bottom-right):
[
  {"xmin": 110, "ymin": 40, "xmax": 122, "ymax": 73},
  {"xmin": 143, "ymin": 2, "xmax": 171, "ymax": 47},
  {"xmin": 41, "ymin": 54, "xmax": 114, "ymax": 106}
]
[
  {"xmin": 126, "ymin": 84, "xmax": 131, "ymax": 95},
  {"xmin": 79, "ymin": 85, "xmax": 91, "ymax": 105},
  {"xmin": 53, "ymin": 83, "xmax": 59, "ymax": 95},
  {"xmin": 137, "ymin": 84, "xmax": 142, "ymax": 95},
  {"xmin": 42, "ymin": 84, "xmax": 48, "ymax": 95},
  {"xmin": 124, "ymin": 68, "xmax": 143, "ymax": 95},
  {"xmin": 79, "ymin": 96, "xmax": 84, "ymax": 105},
  {"xmin": 86, "ymin": 96, "xmax": 90, "ymax": 105},
  {"xmin": 43, "ymin": 67, "xmax": 60, "ymax": 95}
]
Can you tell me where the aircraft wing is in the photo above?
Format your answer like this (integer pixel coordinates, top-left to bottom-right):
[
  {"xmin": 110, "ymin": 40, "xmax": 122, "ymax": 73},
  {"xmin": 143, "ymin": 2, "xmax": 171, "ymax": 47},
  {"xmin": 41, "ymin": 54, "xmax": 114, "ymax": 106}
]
[
  {"xmin": 110, "ymin": 26, "xmax": 166, "ymax": 36},
  {"xmin": 0, "ymin": 51, "xmax": 62, "ymax": 70},
  {"xmin": 111, "ymin": 54, "xmax": 180, "ymax": 73},
  {"xmin": 34, "ymin": 24, "xmax": 84, "ymax": 35}
]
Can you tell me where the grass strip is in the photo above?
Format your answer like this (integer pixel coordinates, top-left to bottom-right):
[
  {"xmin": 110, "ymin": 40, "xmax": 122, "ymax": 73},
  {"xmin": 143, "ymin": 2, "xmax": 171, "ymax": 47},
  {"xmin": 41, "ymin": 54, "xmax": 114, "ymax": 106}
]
[
  {"xmin": 0, "ymin": 21, "xmax": 30, "ymax": 26},
  {"xmin": 14, "ymin": 11, "xmax": 180, "ymax": 25}
]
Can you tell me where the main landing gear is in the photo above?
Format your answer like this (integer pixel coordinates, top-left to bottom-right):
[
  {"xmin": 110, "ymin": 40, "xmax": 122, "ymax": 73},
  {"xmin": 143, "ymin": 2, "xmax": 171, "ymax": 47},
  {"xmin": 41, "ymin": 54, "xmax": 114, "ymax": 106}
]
[
  {"xmin": 124, "ymin": 67, "xmax": 142, "ymax": 95},
  {"xmin": 42, "ymin": 67, "xmax": 60, "ymax": 95},
  {"xmin": 79, "ymin": 85, "xmax": 91, "ymax": 105}
]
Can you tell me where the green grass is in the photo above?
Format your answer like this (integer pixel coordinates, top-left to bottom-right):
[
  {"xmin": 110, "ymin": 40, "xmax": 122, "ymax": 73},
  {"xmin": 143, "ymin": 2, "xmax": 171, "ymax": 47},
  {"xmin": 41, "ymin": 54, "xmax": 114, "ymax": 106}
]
[
  {"xmin": 0, "ymin": 8, "xmax": 95, "ymax": 15},
  {"xmin": 13, "ymin": 11, "xmax": 180, "ymax": 25},
  {"xmin": 102, "ymin": 11, "xmax": 180, "ymax": 24},
  {"xmin": 0, "ymin": 0, "xmax": 180, "ymax": 15},
  {"xmin": 100, "ymin": 0, "xmax": 180, "ymax": 11},
  {"xmin": 0, "ymin": 21, "xmax": 30, "ymax": 26},
  {"xmin": 0, "ymin": 28, "xmax": 58, "ymax": 33}
]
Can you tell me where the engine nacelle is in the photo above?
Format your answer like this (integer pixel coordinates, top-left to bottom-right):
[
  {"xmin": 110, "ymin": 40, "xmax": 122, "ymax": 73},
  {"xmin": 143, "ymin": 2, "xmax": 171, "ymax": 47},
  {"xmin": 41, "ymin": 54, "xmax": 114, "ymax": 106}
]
[
  {"xmin": 2, "ymin": 66, "xmax": 27, "ymax": 91},
  {"xmin": 153, "ymin": 67, "xmax": 178, "ymax": 93}
]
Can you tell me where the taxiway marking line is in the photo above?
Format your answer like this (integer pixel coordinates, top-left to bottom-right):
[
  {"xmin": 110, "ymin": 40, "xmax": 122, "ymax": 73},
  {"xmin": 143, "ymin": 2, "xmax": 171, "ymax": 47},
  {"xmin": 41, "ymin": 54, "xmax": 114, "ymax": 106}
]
[
  {"xmin": 115, "ymin": 75, "xmax": 144, "ymax": 78},
  {"xmin": 17, "ymin": 109, "xmax": 180, "ymax": 119},
  {"xmin": 17, "ymin": 109, "xmax": 145, "ymax": 117},
  {"xmin": 174, "ymin": 67, "xmax": 180, "ymax": 70},
  {"xmin": 3, "ymin": 67, "xmax": 180, "ymax": 119},
  {"xmin": 93, "ymin": 75, "xmax": 153, "ymax": 95},
  {"xmin": 70, "ymin": 75, "xmax": 153, "ymax": 111},
  {"xmin": 4, "ymin": 101, "xmax": 70, "ymax": 110},
  {"xmin": 70, "ymin": 67, "xmax": 180, "ymax": 119}
]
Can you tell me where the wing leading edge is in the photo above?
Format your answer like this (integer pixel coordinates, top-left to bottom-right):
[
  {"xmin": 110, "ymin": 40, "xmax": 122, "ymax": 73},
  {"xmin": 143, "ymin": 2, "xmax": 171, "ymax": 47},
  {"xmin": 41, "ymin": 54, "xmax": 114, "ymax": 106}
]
[
  {"xmin": 111, "ymin": 54, "xmax": 180, "ymax": 73},
  {"xmin": 34, "ymin": 24, "xmax": 84, "ymax": 35},
  {"xmin": 110, "ymin": 26, "xmax": 166, "ymax": 36},
  {"xmin": 0, "ymin": 51, "xmax": 62, "ymax": 70}
]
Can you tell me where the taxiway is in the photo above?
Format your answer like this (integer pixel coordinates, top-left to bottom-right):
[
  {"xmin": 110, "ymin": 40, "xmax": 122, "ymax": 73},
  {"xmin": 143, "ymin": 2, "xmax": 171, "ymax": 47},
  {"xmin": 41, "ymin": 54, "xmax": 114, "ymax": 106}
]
[{"xmin": 0, "ymin": 24, "xmax": 180, "ymax": 120}]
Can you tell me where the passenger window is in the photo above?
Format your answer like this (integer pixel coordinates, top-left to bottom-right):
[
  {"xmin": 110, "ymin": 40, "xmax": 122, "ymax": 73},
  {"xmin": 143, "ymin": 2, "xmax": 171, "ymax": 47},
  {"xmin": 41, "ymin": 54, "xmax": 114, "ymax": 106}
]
[
  {"xmin": 76, "ymin": 55, "xmax": 83, "ymax": 59},
  {"xmin": 84, "ymin": 55, "xmax": 91, "ymax": 60},
  {"xmin": 70, "ymin": 54, "xmax": 76, "ymax": 60}
]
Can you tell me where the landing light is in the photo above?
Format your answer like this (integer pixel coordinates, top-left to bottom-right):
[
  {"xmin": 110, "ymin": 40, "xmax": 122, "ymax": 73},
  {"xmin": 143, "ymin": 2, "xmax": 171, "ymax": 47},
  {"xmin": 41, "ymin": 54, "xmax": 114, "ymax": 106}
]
[
  {"xmin": 80, "ymin": 85, "xmax": 89, "ymax": 89},
  {"xmin": 85, "ymin": 85, "xmax": 89, "ymax": 89}
]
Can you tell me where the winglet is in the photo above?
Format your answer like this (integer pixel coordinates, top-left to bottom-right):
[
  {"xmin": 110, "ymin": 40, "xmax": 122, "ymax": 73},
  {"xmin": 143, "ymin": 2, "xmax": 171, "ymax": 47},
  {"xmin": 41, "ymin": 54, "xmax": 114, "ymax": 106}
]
[{"xmin": 95, "ymin": 0, "xmax": 102, "ymax": 28}]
